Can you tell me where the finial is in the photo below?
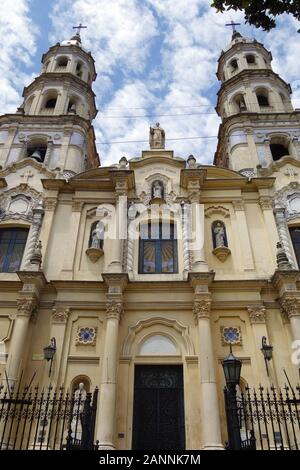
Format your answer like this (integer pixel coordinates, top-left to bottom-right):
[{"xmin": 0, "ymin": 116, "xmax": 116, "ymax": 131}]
[
  {"xmin": 225, "ymin": 20, "xmax": 242, "ymax": 39},
  {"xmin": 72, "ymin": 23, "xmax": 87, "ymax": 36}
]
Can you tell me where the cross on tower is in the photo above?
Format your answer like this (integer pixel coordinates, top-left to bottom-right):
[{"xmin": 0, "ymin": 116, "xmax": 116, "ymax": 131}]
[
  {"xmin": 72, "ymin": 23, "xmax": 87, "ymax": 35},
  {"xmin": 225, "ymin": 20, "xmax": 241, "ymax": 33}
]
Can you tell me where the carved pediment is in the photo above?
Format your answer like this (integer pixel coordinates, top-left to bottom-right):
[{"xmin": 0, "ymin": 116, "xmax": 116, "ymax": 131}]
[
  {"xmin": 0, "ymin": 158, "xmax": 56, "ymax": 179},
  {"xmin": 0, "ymin": 185, "xmax": 42, "ymax": 222}
]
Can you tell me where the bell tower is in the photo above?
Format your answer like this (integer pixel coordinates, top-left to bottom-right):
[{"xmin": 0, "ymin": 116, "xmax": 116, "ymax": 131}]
[
  {"xmin": 214, "ymin": 30, "xmax": 299, "ymax": 174},
  {"xmin": 0, "ymin": 29, "xmax": 99, "ymax": 176}
]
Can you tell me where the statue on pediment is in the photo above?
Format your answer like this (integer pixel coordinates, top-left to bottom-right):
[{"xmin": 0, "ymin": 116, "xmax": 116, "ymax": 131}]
[{"xmin": 149, "ymin": 123, "xmax": 165, "ymax": 149}]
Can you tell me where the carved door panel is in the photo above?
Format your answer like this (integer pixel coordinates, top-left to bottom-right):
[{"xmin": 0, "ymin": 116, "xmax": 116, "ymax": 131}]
[{"xmin": 132, "ymin": 365, "xmax": 185, "ymax": 450}]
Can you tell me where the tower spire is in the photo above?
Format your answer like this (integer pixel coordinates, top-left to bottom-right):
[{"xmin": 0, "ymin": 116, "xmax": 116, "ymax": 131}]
[
  {"xmin": 72, "ymin": 23, "xmax": 87, "ymax": 36},
  {"xmin": 225, "ymin": 19, "xmax": 242, "ymax": 39}
]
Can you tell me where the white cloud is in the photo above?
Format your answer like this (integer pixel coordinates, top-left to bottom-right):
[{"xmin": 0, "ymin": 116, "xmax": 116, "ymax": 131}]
[{"xmin": 0, "ymin": 0, "xmax": 38, "ymax": 113}]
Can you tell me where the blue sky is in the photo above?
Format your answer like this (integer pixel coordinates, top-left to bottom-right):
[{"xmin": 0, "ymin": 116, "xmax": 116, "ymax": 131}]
[{"xmin": 1, "ymin": 0, "xmax": 300, "ymax": 166}]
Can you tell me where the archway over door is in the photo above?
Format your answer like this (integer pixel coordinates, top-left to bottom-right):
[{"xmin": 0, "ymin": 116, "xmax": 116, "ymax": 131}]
[{"xmin": 132, "ymin": 364, "xmax": 185, "ymax": 450}]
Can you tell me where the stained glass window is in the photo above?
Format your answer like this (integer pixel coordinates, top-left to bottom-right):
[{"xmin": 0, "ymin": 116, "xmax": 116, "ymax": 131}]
[
  {"xmin": 139, "ymin": 222, "xmax": 178, "ymax": 274},
  {"xmin": 0, "ymin": 228, "xmax": 28, "ymax": 273},
  {"xmin": 289, "ymin": 227, "xmax": 300, "ymax": 268}
]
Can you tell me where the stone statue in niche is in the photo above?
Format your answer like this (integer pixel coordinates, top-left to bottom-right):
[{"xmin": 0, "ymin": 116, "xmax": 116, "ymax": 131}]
[
  {"xmin": 90, "ymin": 221, "xmax": 104, "ymax": 250},
  {"xmin": 211, "ymin": 220, "xmax": 230, "ymax": 262},
  {"xmin": 214, "ymin": 222, "xmax": 226, "ymax": 247},
  {"xmin": 71, "ymin": 383, "xmax": 87, "ymax": 440},
  {"xmin": 149, "ymin": 123, "xmax": 165, "ymax": 149},
  {"xmin": 212, "ymin": 221, "xmax": 227, "ymax": 248},
  {"xmin": 152, "ymin": 180, "xmax": 164, "ymax": 199}
]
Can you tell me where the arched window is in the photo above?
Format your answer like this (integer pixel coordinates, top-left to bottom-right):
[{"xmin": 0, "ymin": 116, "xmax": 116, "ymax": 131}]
[
  {"xmin": 230, "ymin": 58, "xmax": 238, "ymax": 71},
  {"xmin": 139, "ymin": 335, "xmax": 177, "ymax": 355},
  {"xmin": 45, "ymin": 98, "xmax": 57, "ymax": 109},
  {"xmin": 70, "ymin": 375, "xmax": 91, "ymax": 395},
  {"xmin": 0, "ymin": 228, "xmax": 29, "ymax": 272},
  {"xmin": 76, "ymin": 61, "xmax": 83, "ymax": 79},
  {"xmin": 139, "ymin": 221, "xmax": 178, "ymax": 274},
  {"xmin": 270, "ymin": 137, "xmax": 289, "ymax": 161},
  {"xmin": 256, "ymin": 89, "xmax": 269, "ymax": 107},
  {"xmin": 68, "ymin": 98, "xmax": 77, "ymax": 114},
  {"xmin": 55, "ymin": 56, "xmax": 68, "ymax": 69},
  {"xmin": 26, "ymin": 138, "xmax": 48, "ymax": 162},
  {"xmin": 246, "ymin": 54, "xmax": 255, "ymax": 64},
  {"xmin": 234, "ymin": 94, "xmax": 247, "ymax": 112},
  {"xmin": 212, "ymin": 220, "xmax": 228, "ymax": 248},
  {"xmin": 289, "ymin": 226, "xmax": 300, "ymax": 268}
]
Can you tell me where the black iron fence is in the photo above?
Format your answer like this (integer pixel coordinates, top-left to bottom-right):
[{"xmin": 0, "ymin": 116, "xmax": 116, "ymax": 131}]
[
  {"xmin": 225, "ymin": 385, "xmax": 300, "ymax": 450},
  {"xmin": 0, "ymin": 383, "xmax": 98, "ymax": 450}
]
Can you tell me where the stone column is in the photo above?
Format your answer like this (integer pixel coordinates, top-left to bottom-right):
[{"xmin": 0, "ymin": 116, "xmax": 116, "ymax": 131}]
[
  {"xmin": 259, "ymin": 196, "xmax": 279, "ymax": 266},
  {"xmin": 247, "ymin": 305, "xmax": 273, "ymax": 385},
  {"xmin": 274, "ymin": 207, "xmax": 296, "ymax": 268},
  {"xmin": 43, "ymin": 308, "xmax": 70, "ymax": 387},
  {"xmin": 189, "ymin": 273, "xmax": 223, "ymax": 450},
  {"xmin": 107, "ymin": 173, "xmax": 131, "ymax": 273},
  {"xmin": 39, "ymin": 197, "xmax": 58, "ymax": 273},
  {"xmin": 97, "ymin": 274, "xmax": 128, "ymax": 449},
  {"xmin": 60, "ymin": 200, "xmax": 83, "ymax": 279},
  {"xmin": 181, "ymin": 202, "xmax": 191, "ymax": 272},
  {"xmin": 0, "ymin": 127, "xmax": 17, "ymax": 167},
  {"xmin": 22, "ymin": 204, "xmax": 45, "ymax": 270},
  {"xmin": 232, "ymin": 199, "xmax": 254, "ymax": 271},
  {"xmin": 279, "ymin": 296, "xmax": 300, "ymax": 342},
  {"xmin": 6, "ymin": 272, "xmax": 46, "ymax": 387},
  {"xmin": 272, "ymin": 270, "xmax": 300, "ymax": 380}
]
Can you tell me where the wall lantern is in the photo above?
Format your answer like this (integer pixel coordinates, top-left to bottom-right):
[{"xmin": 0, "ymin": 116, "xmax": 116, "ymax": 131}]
[
  {"xmin": 43, "ymin": 337, "xmax": 56, "ymax": 377},
  {"xmin": 261, "ymin": 336, "xmax": 273, "ymax": 376}
]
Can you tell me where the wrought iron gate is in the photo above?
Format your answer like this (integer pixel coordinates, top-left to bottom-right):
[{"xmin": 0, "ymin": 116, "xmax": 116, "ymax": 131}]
[
  {"xmin": 0, "ymin": 383, "xmax": 98, "ymax": 450},
  {"xmin": 225, "ymin": 385, "xmax": 300, "ymax": 450}
]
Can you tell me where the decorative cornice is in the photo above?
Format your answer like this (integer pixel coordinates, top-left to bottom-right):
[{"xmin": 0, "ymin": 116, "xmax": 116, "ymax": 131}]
[
  {"xmin": 247, "ymin": 306, "xmax": 267, "ymax": 324},
  {"xmin": 51, "ymin": 307, "xmax": 70, "ymax": 324}
]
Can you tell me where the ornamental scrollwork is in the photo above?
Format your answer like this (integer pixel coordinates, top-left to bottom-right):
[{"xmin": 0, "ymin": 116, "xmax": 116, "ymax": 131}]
[
  {"xmin": 17, "ymin": 297, "xmax": 38, "ymax": 317},
  {"xmin": 279, "ymin": 296, "xmax": 300, "ymax": 320},
  {"xmin": 51, "ymin": 308, "xmax": 70, "ymax": 324}
]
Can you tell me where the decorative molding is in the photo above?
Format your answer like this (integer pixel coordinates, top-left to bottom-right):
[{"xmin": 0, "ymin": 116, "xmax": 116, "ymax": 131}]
[
  {"xmin": 51, "ymin": 307, "xmax": 70, "ymax": 324},
  {"xmin": 205, "ymin": 205, "xmax": 230, "ymax": 219},
  {"xmin": 247, "ymin": 306, "xmax": 266, "ymax": 324},
  {"xmin": 122, "ymin": 317, "xmax": 195, "ymax": 356},
  {"xmin": 0, "ymin": 185, "xmax": 42, "ymax": 222}
]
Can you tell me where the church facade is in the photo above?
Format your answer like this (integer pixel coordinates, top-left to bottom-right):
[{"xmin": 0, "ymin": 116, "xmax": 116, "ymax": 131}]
[{"xmin": 0, "ymin": 30, "xmax": 300, "ymax": 450}]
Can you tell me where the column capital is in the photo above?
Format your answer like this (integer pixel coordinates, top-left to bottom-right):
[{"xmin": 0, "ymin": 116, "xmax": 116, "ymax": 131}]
[
  {"xmin": 72, "ymin": 200, "xmax": 84, "ymax": 212},
  {"xmin": 106, "ymin": 301, "xmax": 123, "ymax": 321},
  {"xmin": 16, "ymin": 296, "xmax": 38, "ymax": 317},
  {"xmin": 279, "ymin": 294, "xmax": 300, "ymax": 320},
  {"xmin": 109, "ymin": 170, "xmax": 135, "ymax": 197},
  {"xmin": 232, "ymin": 199, "xmax": 244, "ymax": 211},
  {"xmin": 259, "ymin": 196, "xmax": 273, "ymax": 211},
  {"xmin": 44, "ymin": 197, "xmax": 58, "ymax": 211},
  {"xmin": 247, "ymin": 305, "xmax": 266, "ymax": 324},
  {"xmin": 102, "ymin": 273, "xmax": 128, "ymax": 293},
  {"xmin": 193, "ymin": 298, "xmax": 211, "ymax": 320},
  {"xmin": 51, "ymin": 307, "xmax": 70, "ymax": 324}
]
